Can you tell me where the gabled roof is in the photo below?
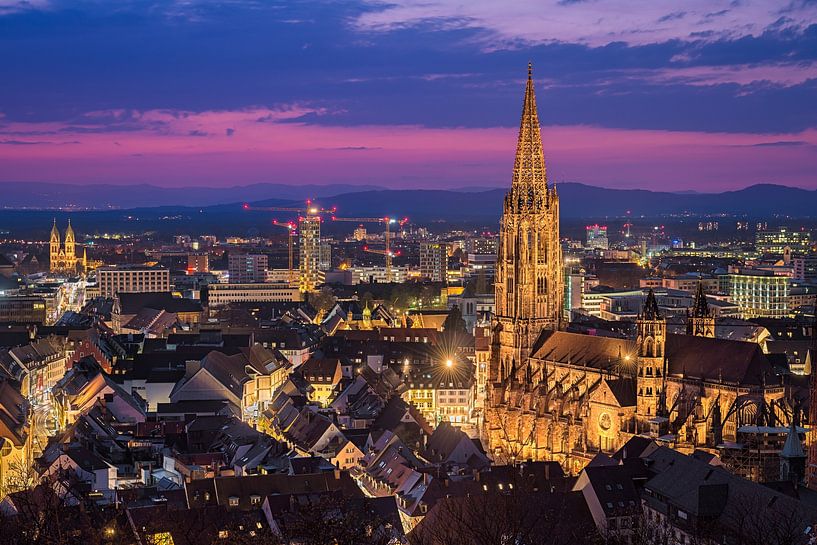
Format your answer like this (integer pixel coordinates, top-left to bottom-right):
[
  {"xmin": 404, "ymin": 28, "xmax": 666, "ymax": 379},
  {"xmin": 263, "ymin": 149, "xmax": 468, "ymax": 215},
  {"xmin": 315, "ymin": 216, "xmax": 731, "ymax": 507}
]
[
  {"xmin": 580, "ymin": 462, "xmax": 648, "ymax": 517},
  {"xmin": 285, "ymin": 409, "xmax": 335, "ymax": 451},
  {"xmin": 299, "ymin": 357, "xmax": 341, "ymax": 385},
  {"xmin": 178, "ymin": 350, "xmax": 266, "ymax": 401},
  {"xmin": 0, "ymin": 379, "xmax": 28, "ymax": 446},
  {"xmin": 186, "ymin": 471, "xmax": 362, "ymax": 511},
  {"xmin": 643, "ymin": 446, "xmax": 817, "ymax": 530},
  {"xmin": 605, "ymin": 378, "xmax": 636, "ymax": 407},
  {"xmin": 44, "ymin": 444, "xmax": 113, "ymax": 473},
  {"xmin": 531, "ymin": 330, "xmax": 778, "ymax": 386},
  {"xmin": 612, "ymin": 436, "xmax": 660, "ymax": 462}
]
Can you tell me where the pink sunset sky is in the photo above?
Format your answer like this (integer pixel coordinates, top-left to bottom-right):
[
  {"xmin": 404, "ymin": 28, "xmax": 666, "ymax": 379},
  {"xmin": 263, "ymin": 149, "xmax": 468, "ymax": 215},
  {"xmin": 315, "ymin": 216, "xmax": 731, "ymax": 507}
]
[{"xmin": 0, "ymin": 0, "xmax": 815, "ymax": 192}]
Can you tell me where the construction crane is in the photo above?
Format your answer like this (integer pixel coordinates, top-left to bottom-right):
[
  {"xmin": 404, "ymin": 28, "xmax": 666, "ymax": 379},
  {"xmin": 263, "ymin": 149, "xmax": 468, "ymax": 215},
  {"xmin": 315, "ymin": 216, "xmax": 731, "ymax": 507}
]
[
  {"xmin": 242, "ymin": 201, "xmax": 336, "ymax": 217},
  {"xmin": 242, "ymin": 200, "xmax": 336, "ymax": 292},
  {"xmin": 331, "ymin": 216, "xmax": 408, "ymax": 282},
  {"xmin": 270, "ymin": 220, "xmax": 297, "ymax": 285}
]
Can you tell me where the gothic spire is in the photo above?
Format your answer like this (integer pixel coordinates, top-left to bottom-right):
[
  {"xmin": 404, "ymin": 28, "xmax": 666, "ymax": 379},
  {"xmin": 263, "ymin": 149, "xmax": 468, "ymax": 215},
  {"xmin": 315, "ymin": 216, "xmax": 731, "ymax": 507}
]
[
  {"xmin": 642, "ymin": 288, "xmax": 660, "ymax": 320},
  {"xmin": 50, "ymin": 218, "xmax": 60, "ymax": 242},
  {"xmin": 692, "ymin": 281, "xmax": 709, "ymax": 318},
  {"xmin": 511, "ymin": 62, "xmax": 547, "ymax": 192}
]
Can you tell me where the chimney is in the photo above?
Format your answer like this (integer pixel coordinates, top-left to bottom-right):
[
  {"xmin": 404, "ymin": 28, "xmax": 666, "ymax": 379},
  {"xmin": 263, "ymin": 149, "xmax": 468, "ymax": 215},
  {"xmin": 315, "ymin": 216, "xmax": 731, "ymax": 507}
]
[
  {"xmin": 544, "ymin": 464, "xmax": 550, "ymax": 480},
  {"xmin": 423, "ymin": 472, "xmax": 430, "ymax": 485},
  {"xmin": 473, "ymin": 468, "xmax": 480, "ymax": 482},
  {"xmin": 334, "ymin": 468, "xmax": 341, "ymax": 480}
]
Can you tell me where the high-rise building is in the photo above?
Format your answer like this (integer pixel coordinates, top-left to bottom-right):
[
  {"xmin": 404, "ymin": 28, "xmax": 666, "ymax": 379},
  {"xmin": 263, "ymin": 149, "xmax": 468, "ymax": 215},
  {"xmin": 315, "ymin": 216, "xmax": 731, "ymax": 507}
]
[
  {"xmin": 299, "ymin": 215, "xmax": 321, "ymax": 292},
  {"xmin": 490, "ymin": 63, "xmax": 563, "ymax": 383},
  {"xmin": 585, "ymin": 224, "xmax": 608, "ymax": 250},
  {"xmin": 420, "ymin": 242, "xmax": 448, "ymax": 282},
  {"xmin": 228, "ymin": 253, "xmax": 268, "ymax": 283}
]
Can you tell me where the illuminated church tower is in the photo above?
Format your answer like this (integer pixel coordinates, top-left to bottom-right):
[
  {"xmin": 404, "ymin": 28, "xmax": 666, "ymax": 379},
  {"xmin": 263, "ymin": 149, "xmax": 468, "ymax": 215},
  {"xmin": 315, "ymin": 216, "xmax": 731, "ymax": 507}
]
[
  {"xmin": 491, "ymin": 63, "xmax": 563, "ymax": 384},
  {"xmin": 687, "ymin": 281, "xmax": 715, "ymax": 338},
  {"xmin": 636, "ymin": 289, "xmax": 666, "ymax": 419},
  {"xmin": 49, "ymin": 219, "xmax": 81, "ymax": 273}
]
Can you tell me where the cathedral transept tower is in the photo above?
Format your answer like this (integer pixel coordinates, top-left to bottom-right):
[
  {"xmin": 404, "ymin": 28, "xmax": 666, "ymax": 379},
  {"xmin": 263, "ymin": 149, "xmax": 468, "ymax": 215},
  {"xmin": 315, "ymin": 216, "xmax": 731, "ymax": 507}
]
[
  {"xmin": 491, "ymin": 63, "xmax": 563, "ymax": 384},
  {"xmin": 687, "ymin": 281, "xmax": 715, "ymax": 338},
  {"xmin": 636, "ymin": 289, "xmax": 666, "ymax": 419}
]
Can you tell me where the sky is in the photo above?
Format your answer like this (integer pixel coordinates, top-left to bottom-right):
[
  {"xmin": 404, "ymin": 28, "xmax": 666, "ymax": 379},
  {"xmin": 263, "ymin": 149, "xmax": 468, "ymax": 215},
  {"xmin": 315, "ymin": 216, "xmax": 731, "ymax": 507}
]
[{"xmin": 0, "ymin": 0, "xmax": 816, "ymax": 192}]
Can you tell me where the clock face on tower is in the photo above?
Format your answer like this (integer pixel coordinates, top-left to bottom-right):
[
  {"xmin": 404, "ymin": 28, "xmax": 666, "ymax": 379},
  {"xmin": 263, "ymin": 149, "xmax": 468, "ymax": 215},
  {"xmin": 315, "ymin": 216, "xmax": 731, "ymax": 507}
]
[{"xmin": 599, "ymin": 412, "xmax": 612, "ymax": 431}]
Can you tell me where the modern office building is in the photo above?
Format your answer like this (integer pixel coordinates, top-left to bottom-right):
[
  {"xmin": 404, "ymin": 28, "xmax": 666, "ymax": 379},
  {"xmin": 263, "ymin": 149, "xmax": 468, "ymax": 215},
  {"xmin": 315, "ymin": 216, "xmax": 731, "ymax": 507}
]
[
  {"xmin": 228, "ymin": 253, "xmax": 268, "ymax": 283},
  {"xmin": 756, "ymin": 227, "xmax": 811, "ymax": 254},
  {"xmin": 97, "ymin": 266, "xmax": 171, "ymax": 298},
  {"xmin": 0, "ymin": 295, "xmax": 47, "ymax": 323},
  {"xmin": 793, "ymin": 254, "xmax": 817, "ymax": 283},
  {"xmin": 319, "ymin": 241, "xmax": 332, "ymax": 271},
  {"xmin": 206, "ymin": 282, "xmax": 302, "ymax": 305},
  {"xmin": 728, "ymin": 268, "xmax": 790, "ymax": 319}
]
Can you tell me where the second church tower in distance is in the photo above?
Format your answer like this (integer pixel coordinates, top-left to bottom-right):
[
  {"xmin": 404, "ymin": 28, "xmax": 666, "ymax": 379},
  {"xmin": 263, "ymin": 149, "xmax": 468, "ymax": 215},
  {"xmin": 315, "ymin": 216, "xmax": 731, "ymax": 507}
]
[{"xmin": 491, "ymin": 63, "xmax": 563, "ymax": 385}]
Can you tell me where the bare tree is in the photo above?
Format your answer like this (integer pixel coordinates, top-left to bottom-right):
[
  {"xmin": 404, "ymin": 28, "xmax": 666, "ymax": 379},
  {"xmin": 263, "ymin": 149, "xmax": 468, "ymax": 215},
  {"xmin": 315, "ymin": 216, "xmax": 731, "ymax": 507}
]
[
  {"xmin": 278, "ymin": 495, "xmax": 397, "ymax": 545},
  {"xmin": 724, "ymin": 489, "xmax": 815, "ymax": 545},
  {"xmin": 408, "ymin": 476, "xmax": 597, "ymax": 545},
  {"xmin": 136, "ymin": 505, "xmax": 278, "ymax": 545},
  {"xmin": 0, "ymin": 468, "xmax": 112, "ymax": 545}
]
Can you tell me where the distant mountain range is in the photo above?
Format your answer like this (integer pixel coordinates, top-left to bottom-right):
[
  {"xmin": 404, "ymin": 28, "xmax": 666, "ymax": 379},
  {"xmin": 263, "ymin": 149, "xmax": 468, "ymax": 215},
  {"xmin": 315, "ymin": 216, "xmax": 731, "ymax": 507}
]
[
  {"xmin": 244, "ymin": 183, "xmax": 817, "ymax": 220},
  {"xmin": 0, "ymin": 183, "xmax": 816, "ymax": 238},
  {"xmin": 0, "ymin": 182, "xmax": 385, "ymax": 209}
]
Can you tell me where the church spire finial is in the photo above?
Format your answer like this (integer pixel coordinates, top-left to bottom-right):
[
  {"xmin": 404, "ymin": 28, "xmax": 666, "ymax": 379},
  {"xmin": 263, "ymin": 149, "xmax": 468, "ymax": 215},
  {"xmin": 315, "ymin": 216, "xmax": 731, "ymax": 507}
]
[{"xmin": 528, "ymin": 61, "xmax": 532, "ymax": 79}]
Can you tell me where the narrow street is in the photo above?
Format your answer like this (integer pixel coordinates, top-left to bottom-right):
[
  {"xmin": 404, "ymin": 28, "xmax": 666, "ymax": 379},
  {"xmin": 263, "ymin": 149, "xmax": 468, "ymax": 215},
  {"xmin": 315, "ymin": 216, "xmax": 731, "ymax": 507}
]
[{"xmin": 31, "ymin": 399, "xmax": 56, "ymax": 458}]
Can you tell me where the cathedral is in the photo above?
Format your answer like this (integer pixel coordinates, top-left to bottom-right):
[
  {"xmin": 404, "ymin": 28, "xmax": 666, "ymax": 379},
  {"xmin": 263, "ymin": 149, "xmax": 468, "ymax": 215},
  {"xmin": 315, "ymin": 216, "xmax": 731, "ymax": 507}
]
[
  {"xmin": 50, "ymin": 219, "xmax": 85, "ymax": 273},
  {"xmin": 484, "ymin": 65, "xmax": 803, "ymax": 475}
]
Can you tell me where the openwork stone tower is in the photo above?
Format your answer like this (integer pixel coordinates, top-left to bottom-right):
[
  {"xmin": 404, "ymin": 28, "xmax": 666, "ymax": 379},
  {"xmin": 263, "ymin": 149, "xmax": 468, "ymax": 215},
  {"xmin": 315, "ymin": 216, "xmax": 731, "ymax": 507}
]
[{"xmin": 491, "ymin": 63, "xmax": 563, "ymax": 385}]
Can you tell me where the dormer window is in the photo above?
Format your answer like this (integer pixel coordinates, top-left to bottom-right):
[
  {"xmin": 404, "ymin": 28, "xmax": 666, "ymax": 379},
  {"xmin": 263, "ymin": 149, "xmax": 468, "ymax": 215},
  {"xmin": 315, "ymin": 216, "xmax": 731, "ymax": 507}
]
[{"xmin": 228, "ymin": 496, "xmax": 239, "ymax": 507}]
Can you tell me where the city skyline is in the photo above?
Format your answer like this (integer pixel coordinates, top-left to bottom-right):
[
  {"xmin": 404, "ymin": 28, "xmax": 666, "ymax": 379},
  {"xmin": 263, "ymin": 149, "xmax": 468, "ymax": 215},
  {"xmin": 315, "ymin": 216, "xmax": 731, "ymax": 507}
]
[{"xmin": 1, "ymin": 0, "xmax": 816, "ymax": 191}]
